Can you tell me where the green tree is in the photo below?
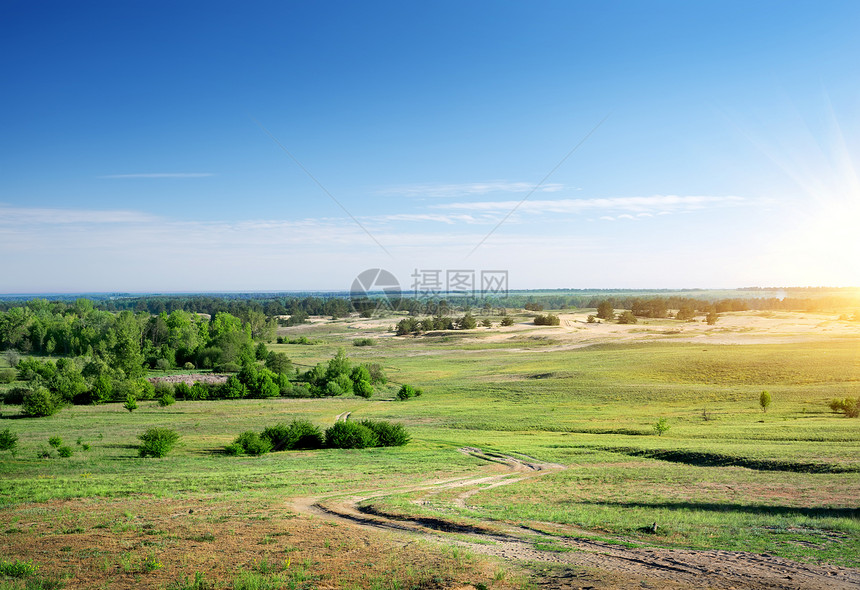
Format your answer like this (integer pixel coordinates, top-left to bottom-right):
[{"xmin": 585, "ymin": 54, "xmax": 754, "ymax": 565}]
[
  {"xmin": 0, "ymin": 429, "xmax": 19, "ymax": 457},
  {"xmin": 596, "ymin": 301, "xmax": 614, "ymax": 320},
  {"xmin": 21, "ymin": 387, "xmax": 60, "ymax": 417},
  {"xmin": 616, "ymin": 310, "xmax": 637, "ymax": 324},
  {"xmin": 653, "ymin": 417, "xmax": 670, "ymax": 436},
  {"xmin": 111, "ymin": 311, "xmax": 146, "ymax": 379},
  {"xmin": 759, "ymin": 391, "xmax": 772, "ymax": 413},
  {"xmin": 457, "ymin": 313, "xmax": 477, "ymax": 330},
  {"xmin": 265, "ymin": 352, "xmax": 292, "ymax": 375}
]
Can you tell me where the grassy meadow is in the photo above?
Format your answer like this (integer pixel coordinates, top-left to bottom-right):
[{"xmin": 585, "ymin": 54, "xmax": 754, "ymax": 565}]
[{"xmin": 1, "ymin": 309, "xmax": 859, "ymax": 588}]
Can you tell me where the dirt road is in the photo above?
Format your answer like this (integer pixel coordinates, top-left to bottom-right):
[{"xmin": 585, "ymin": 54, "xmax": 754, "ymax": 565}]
[{"xmin": 288, "ymin": 446, "xmax": 860, "ymax": 589}]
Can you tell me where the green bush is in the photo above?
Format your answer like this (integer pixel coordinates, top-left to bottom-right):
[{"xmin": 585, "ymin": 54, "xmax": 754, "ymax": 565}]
[
  {"xmin": 223, "ymin": 375, "xmax": 248, "ymax": 399},
  {"xmin": 359, "ymin": 419, "xmax": 410, "ymax": 447},
  {"xmin": 616, "ymin": 310, "xmax": 638, "ymax": 324},
  {"xmin": 759, "ymin": 391, "xmax": 772, "ymax": 413},
  {"xmin": 0, "ymin": 368, "xmax": 16, "ymax": 383},
  {"xmin": 232, "ymin": 431, "xmax": 272, "ymax": 456},
  {"xmin": 21, "ymin": 387, "xmax": 60, "ymax": 417},
  {"xmin": 174, "ymin": 382, "xmax": 192, "ymax": 399},
  {"xmin": 500, "ymin": 316, "xmax": 514, "ymax": 326},
  {"xmin": 0, "ymin": 428, "xmax": 18, "ymax": 456},
  {"xmin": 158, "ymin": 393, "xmax": 176, "ymax": 407},
  {"xmin": 352, "ymin": 338, "xmax": 376, "ymax": 347},
  {"xmin": 223, "ymin": 442, "xmax": 245, "ymax": 456},
  {"xmin": 138, "ymin": 428, "xmax": 180, "ymax": 458},
  {"xmin": 653, "ymin": 417, "xmax": 670, "ymax": 436},
  {"xmin": 262, "ymin": 420, "xmax": 324, "ymax": 451},
  {"xmin": 396, "ymin": 384, "xmax": 423, "ymax": 401},
  {"xmin": 138, "ymin": 379, "xmax": 156, "ymax": 400},
  {"xmin": 324, "ymin": 421, "xmax": 378, "ymax": 449},
  {"xmin": 48, "ymin": 436, "xmax": 62, "ymax": 448},
  {"xmin": 830, "ymin": 397, "xmax": 859, "ymax": 418},
  {"xmin": 57, "ymin": 445, "xmax": 73, "ymax": 458},
  {"xmin": 124, "ymin": 394, "xmax": 138, "ymax": 412},
  {"xmin": 265, "ymin": 352, "xmax": 293, "ymax": 375},
  {"xmin": 3, "ymin": 386, "xmax": 29, "ymax": 404}
]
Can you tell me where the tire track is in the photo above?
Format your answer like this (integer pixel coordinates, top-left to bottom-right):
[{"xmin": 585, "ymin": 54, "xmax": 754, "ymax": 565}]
[{"xmin": 288, "ymin": 446, "xmax": 860, "ymax": 589}]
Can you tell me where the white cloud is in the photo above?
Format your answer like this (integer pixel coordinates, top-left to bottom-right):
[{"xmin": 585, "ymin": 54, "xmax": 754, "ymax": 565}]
[
  {"xmin": 379, "ymin": 181, "xmax": 565, "ymax": 198},
  {"xmin": 437, "ymin": 195, "xmax": 746, "ymax": 215},
  {"xmin": 0, "ymin": 206, "xmax": 159, "ymax": 224},
  {"xmin": 97, "ymin": 173, "xmax": 214, "ymax": 179}
]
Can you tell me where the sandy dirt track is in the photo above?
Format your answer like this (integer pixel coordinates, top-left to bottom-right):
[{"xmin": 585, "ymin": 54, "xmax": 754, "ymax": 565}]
[{"xmin": 289, "ymin": 446, "xmax": 860, "ymax": 590}]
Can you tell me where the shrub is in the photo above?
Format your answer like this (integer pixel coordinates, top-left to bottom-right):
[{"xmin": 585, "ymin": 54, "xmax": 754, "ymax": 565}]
[
  {"xmin": 218, "ymin": 362, "xmax": 242, "ymax": 373},
  {"xmin": 183, "ymin": 362, "xmax": 195, "ymax": 370},
  {"xmin": 224, "ymin": 443, "xmax": 244, "ymax": 456},
  {"xmin": 36, "ymin": 447, "xmax": 52, "ymax": 459},
  {"xmin": 138, "ymin": 379, "xmax": 156, "ymax": 400},
  {"xmin": 0, "ymin": 428, "xmax": 18, "ymax": 456},
  {"xmin": 500, "ymin": 316, "xmax": 514, "ymax": 326},
  {"xmin": 232, "ymin": 431, "xmax": 272, "ymax": 456},
  {"xmin": 21, "ymin": 387, "xmax": 60, "ymax": 417},
  {"xmin": 255, "ymin": 342, "xmax": 269, "ymax": 361},
  {"xmin": 288, "ymin": 382, "xmax": 313, "ymax": 398},
  {"xmin": 3, "ymin": 386, "xmax": 29, "ymax": 404},
  {"xmin": 265, "ymin": 352, "xmax": 292, "ymax": 375},
  {"xmin": 0, "ymin": 368, "xmax": 16, "ymax": 383},
  {"xmin": 155, "ymin": 358, "xmax": 171, "ymax": 371},
  {"xmin": 397, "ymin": 384, "xmax": 423, "ymax": 401},
  {"xmin": 223, "ymin": 375, "xmax": 248, "ymax": 399},
  {"xmin": 533, "ymin": 314, "xmax": 560, "ymax": 326},
  {"xmin": 653, "ymin": 417, "xmax": 670, "ymax": 436},
  {"xmin": 359, "ymin": 419, "xmax": 410, "ymax": 447},
  {"xmin": 174, "ymin": 382, "xmax": 192, "ymax": 399},
  {"xmin": 365, "ymin": 363, "xmax": 387, "ymax": 385},
  {"xmin": 124, "ymin": 394, "xmax": 138, "ymax": 412},
  {"xmin": 154, "ymin": 381, "xmax": 175, "ymax": 396},
  {"xmin": 48, "ymin": 436, "xmax": 62, "ymax": 448},
  {"xmin": 57, "ymin": 445, "xmax": 73, "ymax": 458},
  {"xmin": 353, "ymin": 379, "xmax": 373, "ymax": 398},
  {"xmin": 158, "ymin": 393, "xmax": 176, "ymax": 407},
  {"xmin": 325, "ymin": 421, "xmax": 378, "ymax": 449},
  {"xmin": 616, "ymin": 310, "xmax": 637, "ymax": 324},
  {"xmin": 189, "ymin": 383, "xmax": 209, "ymax": 401},
  {"xmin": 352, "ymin": 338, "xmax": 376, "ymax": 347},
  {"xmin": 138, "ymin": 428, "xmax": 180, "ymax": 458},
  {"xmin": 829, "ymin": 397, "xmax": 859, "ymax": 418},
  {"xmin": 759, "ymin": 391, "xmax": 772, "ymax": 413},
  {"xmin": 586, "ymin": 315, "xmax": 597, "ymax": 323},
  {"xmin": 262, "ymin": 420, "xmax": 324, "ymax": 451}
]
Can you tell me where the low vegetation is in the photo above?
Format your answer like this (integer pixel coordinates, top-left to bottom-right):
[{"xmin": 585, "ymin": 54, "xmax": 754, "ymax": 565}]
[{"xmin": 138, "ymin": 427, "xmax": 180, "ymax": 458}]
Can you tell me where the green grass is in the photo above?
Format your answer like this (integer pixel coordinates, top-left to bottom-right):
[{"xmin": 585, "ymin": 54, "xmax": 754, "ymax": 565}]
[{"xmin": 2, "ymin": 322, "xmax": 859, "ymax": 569}]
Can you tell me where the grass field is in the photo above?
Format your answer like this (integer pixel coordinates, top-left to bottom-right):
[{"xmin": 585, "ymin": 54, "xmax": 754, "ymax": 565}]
[{"xmin": 1, "ymin": 309, "xmax": 859, "ymax": 588}]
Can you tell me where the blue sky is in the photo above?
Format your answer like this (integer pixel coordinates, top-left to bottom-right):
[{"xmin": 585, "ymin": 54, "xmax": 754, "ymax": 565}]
[{"xmin": 1, "ymin": 1, "xmax": 859, "ymax": 292}]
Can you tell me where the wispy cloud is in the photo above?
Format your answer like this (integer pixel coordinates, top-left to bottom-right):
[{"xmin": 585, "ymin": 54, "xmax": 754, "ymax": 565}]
[
  {"xmin": 0, "ymin": 206, "xmax": 159, "ymax": 224},
  {"xmin": 436, "ymin": 195, "xmax": 746, "ymax": 215},
  {"xmin": 97, "ymin": 173, "xmax": 214, "ymax": 179},
  {"xmin": 379, "ymin": 181, "xmax": 565, "ymax": 198},
  {"xmin": 366, "ymin": 213, "xmax": 491, "ymax": 225}
]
